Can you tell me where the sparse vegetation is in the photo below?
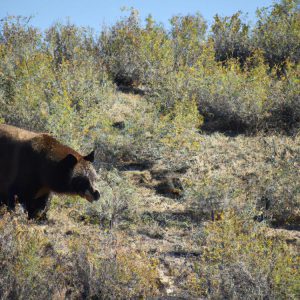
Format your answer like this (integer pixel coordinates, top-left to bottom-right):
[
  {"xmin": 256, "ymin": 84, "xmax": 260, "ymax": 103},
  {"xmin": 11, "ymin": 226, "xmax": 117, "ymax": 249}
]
[
  {"xmin": 0, "ymin": 0, "xmax": 299, "ymax": 298},
  {"xmin": 184, "ymin": 134, "xmax": 300, "ymax": 226}
]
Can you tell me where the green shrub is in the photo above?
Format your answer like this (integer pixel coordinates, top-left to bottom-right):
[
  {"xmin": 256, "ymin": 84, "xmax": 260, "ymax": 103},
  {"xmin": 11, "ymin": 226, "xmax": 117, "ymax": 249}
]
[
  {"xmin": 170, "ymin": 13, "xmax": 207, "ymax": 69},
  {"xmin": 253, "ymin": 0, "xmax": 300, "ymax": 69},
  {"xmin": 193, "ymin": 214, "xmax": 299, "ymax": 299},
  {"xmin": 0, "ymin": 214, "xmax": 160, "ymax": 299},
  {"xmin": 0, "ymin": 214, "xmax": 61, "ymax": 299},
  {"xmin": 85, "ymin": 169, "xmax": 140, "ymax": 227},
  {"xmin": 99, "ymin": 9, "xmax": 173, "ymax": 87},
  {"xmin": 211, "ymin": 12, "xmax": 251, "ymax": 64}
]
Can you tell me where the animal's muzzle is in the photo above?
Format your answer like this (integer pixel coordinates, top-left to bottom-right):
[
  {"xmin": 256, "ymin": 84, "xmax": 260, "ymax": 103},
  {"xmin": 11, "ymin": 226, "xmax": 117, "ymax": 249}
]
[
  {"xmin": 92, "ymin": 190, "xmax": 100, "ymax": 201},
  {"xmin": 84, "ymin": 189, "xmax": 100, "ymax": 202}
]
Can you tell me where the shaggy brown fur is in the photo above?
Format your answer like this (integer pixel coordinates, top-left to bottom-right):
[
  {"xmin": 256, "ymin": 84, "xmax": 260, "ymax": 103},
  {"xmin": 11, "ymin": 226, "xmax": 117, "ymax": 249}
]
[{"xmin": 0, "ymin": 124, "xmax": 100, "ymax": 218}]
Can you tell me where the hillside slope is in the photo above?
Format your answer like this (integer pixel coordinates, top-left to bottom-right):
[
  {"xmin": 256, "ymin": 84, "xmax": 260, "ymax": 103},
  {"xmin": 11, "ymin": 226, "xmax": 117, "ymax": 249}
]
[{"xmin": 1, "ymin": 93, "xmax": 299, "ymax": 299}]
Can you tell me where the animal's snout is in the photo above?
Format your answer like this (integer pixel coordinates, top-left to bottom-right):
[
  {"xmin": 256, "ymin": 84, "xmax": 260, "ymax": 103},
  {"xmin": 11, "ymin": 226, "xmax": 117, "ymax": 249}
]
[
  {"xmin": 92, "ymin": 190, "xmax": 100, "ymax": 201},
  {"xmin": 83, "ymin": 188, "xmax": 100, "ymax": 202}
]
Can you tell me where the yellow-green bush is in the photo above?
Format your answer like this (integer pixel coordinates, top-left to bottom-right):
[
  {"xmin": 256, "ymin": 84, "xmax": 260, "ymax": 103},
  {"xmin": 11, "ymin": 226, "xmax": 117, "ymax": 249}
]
[
  {"xmin": 0, "ymin": 213, "xmax": 160, "ymax": 299},
  {"xmin": 0, "ymin": 214, "xmax": 61, "ymax": 299},
  {"xmin": 150, "ymin": 44, "xmax": 299, "ymax": 133},
  {"xmin": 192, "ymin": 214, "xmax": 299, "ymax": 299}
]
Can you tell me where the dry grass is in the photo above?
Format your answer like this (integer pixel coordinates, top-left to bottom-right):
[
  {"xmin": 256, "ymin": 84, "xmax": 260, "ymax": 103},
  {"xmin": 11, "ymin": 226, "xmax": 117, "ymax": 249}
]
[{"xmin": 183, "ymin": 134, "xmax": 300, "ymax": 226}]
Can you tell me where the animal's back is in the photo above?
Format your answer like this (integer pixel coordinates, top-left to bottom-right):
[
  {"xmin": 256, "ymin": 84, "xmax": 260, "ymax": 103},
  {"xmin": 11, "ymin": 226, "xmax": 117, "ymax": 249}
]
[
  {"xmin": 0, "ymin": 124, "xmax": 80, "ymax": 188},
  {"xmin": 0, "ymin": 124, "xmax": 39, "ymax": 191}
]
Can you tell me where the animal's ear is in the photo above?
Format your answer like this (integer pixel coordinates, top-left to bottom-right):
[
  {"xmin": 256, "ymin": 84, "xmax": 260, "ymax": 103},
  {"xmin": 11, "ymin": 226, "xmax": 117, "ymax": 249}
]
[
  {"xmin": 59, "ymin": 154, "xmax": 78, "ymax": 171},
  {"xmin": 84, "ymin": 150, "xmax": 95, "ymax": 163}
]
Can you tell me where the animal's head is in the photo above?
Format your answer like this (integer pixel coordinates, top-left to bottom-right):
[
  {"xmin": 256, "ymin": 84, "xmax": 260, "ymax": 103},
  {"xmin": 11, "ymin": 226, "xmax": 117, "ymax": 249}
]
[{"xmin": 58, "ymin": 150, "xmax": 100, "ymax": 202}]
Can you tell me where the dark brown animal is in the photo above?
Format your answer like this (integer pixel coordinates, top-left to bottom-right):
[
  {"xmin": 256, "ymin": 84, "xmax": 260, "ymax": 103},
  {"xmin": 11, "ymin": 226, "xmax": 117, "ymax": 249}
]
[{"xmin": 0, "ymin": 124, "xmax": 100, "ymax": 218}]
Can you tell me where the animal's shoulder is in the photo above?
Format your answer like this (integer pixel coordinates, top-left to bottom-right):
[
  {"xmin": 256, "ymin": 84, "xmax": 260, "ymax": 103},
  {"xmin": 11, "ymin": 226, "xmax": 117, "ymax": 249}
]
[{"xmin": 33, "ymin": 133, "xmax": 81, "ymax": 161}]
